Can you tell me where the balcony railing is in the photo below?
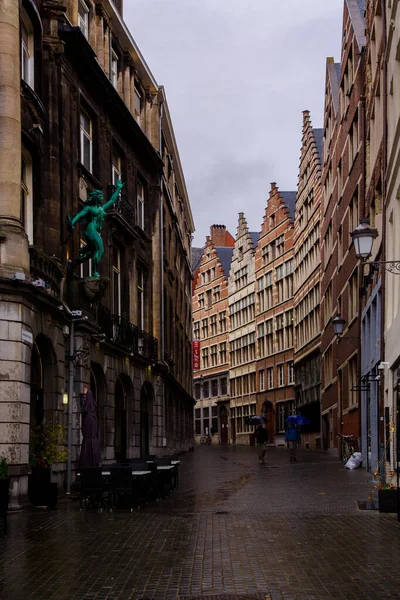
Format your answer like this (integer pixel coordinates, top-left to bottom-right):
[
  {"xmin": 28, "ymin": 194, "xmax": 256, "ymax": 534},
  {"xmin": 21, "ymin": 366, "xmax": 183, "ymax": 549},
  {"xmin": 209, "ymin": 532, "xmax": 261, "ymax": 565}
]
[
  {"xmin": 29, "ymin": 246, "xmax": 65, "ymax": 295},
  {"xmin": 91, "ymin": 302, "xmax": 158, "ymax": 361},
  {"xmin": 108, "ymin": 186, "xmax": 135, "ymax": 233}
]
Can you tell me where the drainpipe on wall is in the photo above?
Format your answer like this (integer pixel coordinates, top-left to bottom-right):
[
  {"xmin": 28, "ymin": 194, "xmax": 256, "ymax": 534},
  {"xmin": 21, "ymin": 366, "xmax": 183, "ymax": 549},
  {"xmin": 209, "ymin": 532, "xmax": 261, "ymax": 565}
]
[
  {"xmin": 159, "ymin": 98, "xmax": 167, "ymax": 448},
  {"xmin": 59, "ymin": 300, "xmax": 77, "ymax": 494},
  {"xmin": 380, "ymin": 0, "xmax": 387, "ymax": 469},
  {"xmin": 66, "ymin": 319, "xmax": 75, "ymax": 494}
]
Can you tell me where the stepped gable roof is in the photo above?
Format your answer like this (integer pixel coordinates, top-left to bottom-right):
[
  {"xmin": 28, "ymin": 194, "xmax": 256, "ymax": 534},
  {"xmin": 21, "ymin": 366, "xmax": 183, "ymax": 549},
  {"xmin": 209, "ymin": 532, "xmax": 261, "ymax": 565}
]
[
  {"xmin": 250, "ymin": 232, "xmax": 260, "ymax": 248},
  {"xmin": 326, "ymin": 58, "xmax": 341, "ymax": 116},
  {"xmin": 313, "ymin": 128, "xmax": 324, "ymax": 165},
  {"xmin": 345, "ymin": 0, "xmax": 366, "ymax": 49},
  {"xmin": 215, "ymin": 247, "xmax": 234, "ymax": 277},
  {"xmin": 191, "ymin": 247, "xmax": 204, "ymax": 273},
  {"xmin": 281, "ymin": 192, "xmax": 296, "ymax": 221}
]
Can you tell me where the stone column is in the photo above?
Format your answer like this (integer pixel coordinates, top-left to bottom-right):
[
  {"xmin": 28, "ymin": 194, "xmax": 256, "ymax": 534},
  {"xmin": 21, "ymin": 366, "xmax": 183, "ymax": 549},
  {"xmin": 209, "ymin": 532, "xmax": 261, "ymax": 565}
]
[
  {"xmin": 104, "ymin": 24, "xmax": 110, "ymax": 79},
  {"xmin": 95, "ymin": 6, "xmax": 104, "ymax": 70},
  {"xmin": 123, "ymin": 54, "xmax": 131, "ymax": 110},
  {"xmin": 0, "ymin": 1, "xmax": 28, "ymax": 277},
  {"xmin": 130, "ymin": 68, "xmax": 135, "ymax": 113}
]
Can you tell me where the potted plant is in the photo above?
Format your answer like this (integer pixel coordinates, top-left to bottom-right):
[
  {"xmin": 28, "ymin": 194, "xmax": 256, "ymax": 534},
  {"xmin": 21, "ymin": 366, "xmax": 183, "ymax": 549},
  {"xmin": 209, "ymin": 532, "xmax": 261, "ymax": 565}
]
[
  {"xmin": 372, "ymin": 464, "xmax": 398, "ymax": 513},
  {"xmin": 0, "ymin": 457, "xmax": 10, "ymax": 535},
  {"xmin": 376, "ymin": 482, "xmax": 398, "ymax": 513},
  {"xmin": 29, "ymin": 424, "xmax": 68, "ymax": 507}
]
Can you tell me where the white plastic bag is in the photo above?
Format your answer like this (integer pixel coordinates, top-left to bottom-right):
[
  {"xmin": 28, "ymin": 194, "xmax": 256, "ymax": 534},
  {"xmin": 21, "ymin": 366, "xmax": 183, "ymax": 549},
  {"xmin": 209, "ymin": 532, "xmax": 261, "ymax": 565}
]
[{"xmin": 344, "ymin": 452, "xmax": 362, "ymax": 470}]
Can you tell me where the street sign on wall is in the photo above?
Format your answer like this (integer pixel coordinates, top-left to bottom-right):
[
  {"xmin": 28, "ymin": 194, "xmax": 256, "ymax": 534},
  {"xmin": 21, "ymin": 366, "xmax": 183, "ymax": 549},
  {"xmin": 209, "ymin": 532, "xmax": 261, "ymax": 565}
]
[{"xmin": 193, "ymin": 339, "xmax": 200, "ymax": 370}]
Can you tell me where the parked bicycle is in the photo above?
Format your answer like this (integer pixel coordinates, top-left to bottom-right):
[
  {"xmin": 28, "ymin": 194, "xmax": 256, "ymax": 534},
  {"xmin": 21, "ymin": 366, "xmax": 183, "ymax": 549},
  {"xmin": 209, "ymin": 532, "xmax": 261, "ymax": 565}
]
[{"xmin": 200, "ymin": 435, "xmax": 212, "ymax": 445}]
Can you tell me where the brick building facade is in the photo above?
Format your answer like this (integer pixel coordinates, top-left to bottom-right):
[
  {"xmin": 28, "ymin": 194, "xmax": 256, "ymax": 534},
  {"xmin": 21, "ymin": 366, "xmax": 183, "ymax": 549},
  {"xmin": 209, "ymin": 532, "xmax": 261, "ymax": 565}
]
[
  {"xmin": 255, "ymin": 185, "xmax": 296, "ymax": 444},
  {"xmin": 228, "ymin": 215, "xmax": 259, "ymax": 445},
  {"xmin": 293, "ymin": 111, "xmax": 323, "ymax": 449},
  {"xmin": 320, "ymin": 1, "xmax": 366, "ymax": 453},
  {"xmin": 192, "ymin": 225, "xmax": 234, "ymax": 444}
]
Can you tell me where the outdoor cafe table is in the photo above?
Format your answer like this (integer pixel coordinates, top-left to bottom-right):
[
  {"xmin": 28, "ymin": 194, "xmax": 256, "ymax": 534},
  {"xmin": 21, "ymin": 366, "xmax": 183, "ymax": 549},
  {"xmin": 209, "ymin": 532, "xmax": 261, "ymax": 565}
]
[{"xmin": 77, "ymin": 470, "xmax": 151, "ymax": 476}]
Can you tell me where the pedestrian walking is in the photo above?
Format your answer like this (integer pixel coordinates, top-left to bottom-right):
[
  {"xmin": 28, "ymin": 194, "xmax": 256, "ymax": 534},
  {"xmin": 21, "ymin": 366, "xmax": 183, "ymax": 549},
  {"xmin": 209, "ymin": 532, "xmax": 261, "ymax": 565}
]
[
  {"xmin": 255, "ymin": 424, "xmax": 268, "ymax": 463},
  {"xmin": 285, "ymin": 424, "xmax": 300, "ymax": 462}
]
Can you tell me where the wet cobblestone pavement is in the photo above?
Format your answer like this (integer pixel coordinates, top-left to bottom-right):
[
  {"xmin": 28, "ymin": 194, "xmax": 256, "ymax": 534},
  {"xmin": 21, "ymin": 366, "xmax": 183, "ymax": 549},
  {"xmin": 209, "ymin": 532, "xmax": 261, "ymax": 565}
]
[{"xmin": 1, "ymin": 446, "xmax": 400, "ymax": 600}]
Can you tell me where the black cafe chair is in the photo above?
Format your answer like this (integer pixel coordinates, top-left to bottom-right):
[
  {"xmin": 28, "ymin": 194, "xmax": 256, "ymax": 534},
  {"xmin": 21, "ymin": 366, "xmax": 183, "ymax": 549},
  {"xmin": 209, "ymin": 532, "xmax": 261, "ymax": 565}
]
[
  {"xmin": 80, "ymin": 468, "xmax": 109, "ymax": 511},
  {"xmin": 154, "ymin": 457, "xmax": 175, "ymax": 497},
  {"xmin": 109, "ymin": 467, "xmax": 137, "ymax": 512}
]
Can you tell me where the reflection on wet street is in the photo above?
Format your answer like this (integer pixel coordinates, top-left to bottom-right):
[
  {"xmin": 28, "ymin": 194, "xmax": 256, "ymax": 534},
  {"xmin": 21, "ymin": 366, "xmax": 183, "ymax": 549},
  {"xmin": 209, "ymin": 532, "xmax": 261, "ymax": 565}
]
[{"xmin": 1, "ymin": 445, "xmax": 400, "ymax": 599}]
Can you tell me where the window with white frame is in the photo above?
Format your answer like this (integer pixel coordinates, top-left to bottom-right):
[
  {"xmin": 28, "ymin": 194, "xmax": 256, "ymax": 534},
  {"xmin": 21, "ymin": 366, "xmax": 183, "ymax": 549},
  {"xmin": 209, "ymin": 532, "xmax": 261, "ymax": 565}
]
[
  {"xmin": 213, "ymin": 285, "xmax": 221, "ymax": 302},
  {"xmin": 210, "ymin": 314, "xmax": 217, "ymax": 335},
  {"xmin": 78, "ymin": 0, "xmax": 89, "ymax": 39},
  {"xmin": 259, "ymin": 369, "xmax": 265, "ymax": 392},
  {"xmin": 111, "ymin": 48, "xmax": 119, "ymax": 89},
  {"xmin": 21, "ymin": 9, "xmax": 34, "ymax": 88},
  {"xmin": 202, "ymin": 347, "xmax": 209, "ymax": 369},
  {"xmin": 195, "ymin": 408, "xmax": 201, "ymax": 434},
  {"xmin": 278, "ymin": 364, "xmax": 284, "ymax": 387},
  {"xmin": 267, "ymin": 367, "xmax": 274, "ymax": 389},
  {"xmin": 278, "ymin": 403, "xmax": 286, "ymax": 432},
  {"xmin": 20, "ymin": 148, "xmax": 33, "ymax": 244},
  {"xmin": 137, "ymin": 181, "xmax": 144, "ymax": 229},
  {"xmin": 210, "ymin": 345, "xmax": 218, "ymax": 367},
  {"xmin": 137, "ymin": 265, "xmax": 145, "ymax": 329},
  {"xmin": 134, "ymin": 86, "xmax": 142, "ymax": 125},
  {"xmin": 79, "ymin": 239, "xmax": 92, "ymax": 279},
  {"xmin": 113, "ymin": 245, "xmax": 121, "ymax": 318},
  {"xmin": 198, "ymin": 293, "xmax": 204, "ymax": 309},
  {"xmin": 80, "ymin": 109, "xmax": 92, "ymax": 173},
  {"xmin": 112, "ymin": 148, "xmax": 122, "ymax": 189},
  {"xmin": 201, "ymin": 318, "xmax": 208, "ymax": 339},
  {"xmin": 288, "ymin": 361, "xmax": 294, "ymax": 384},
  {"xmin": 219, "ymin": 342, "xmax": 226, "ymax": 364},
  {"xmin": 193, "ymin": 321, "xmax": 200, "ymax": 340}
]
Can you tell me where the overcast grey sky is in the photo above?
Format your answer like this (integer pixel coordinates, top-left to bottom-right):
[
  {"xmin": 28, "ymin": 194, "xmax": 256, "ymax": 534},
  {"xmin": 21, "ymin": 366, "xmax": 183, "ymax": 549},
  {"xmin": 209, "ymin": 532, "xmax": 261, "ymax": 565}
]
[{"xmin": 124, "ymin": 1, "xmax": 343, "ymax": 246}]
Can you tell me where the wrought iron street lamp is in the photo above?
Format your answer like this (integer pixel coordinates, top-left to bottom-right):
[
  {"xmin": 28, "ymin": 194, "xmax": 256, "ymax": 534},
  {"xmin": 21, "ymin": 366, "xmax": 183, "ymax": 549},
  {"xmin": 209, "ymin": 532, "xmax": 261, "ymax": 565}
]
[
  {"xmin": 332, "ymin": 315, "xmax": 346, "ymax": 336},
  {"xmin": 351, "ymin": 219, "xmax": 400, "ymax": 274},
  {"xmin": 333, "ymin": 315, "xmax": 358, "ymax": 344}
]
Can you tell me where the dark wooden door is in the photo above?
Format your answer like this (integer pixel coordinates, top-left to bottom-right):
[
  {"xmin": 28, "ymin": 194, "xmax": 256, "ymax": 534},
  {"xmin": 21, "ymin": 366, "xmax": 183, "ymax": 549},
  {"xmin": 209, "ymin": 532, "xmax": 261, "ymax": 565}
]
[{"xmin": 220, "ymin": 411, "xmax": 228, "ymax": 445}]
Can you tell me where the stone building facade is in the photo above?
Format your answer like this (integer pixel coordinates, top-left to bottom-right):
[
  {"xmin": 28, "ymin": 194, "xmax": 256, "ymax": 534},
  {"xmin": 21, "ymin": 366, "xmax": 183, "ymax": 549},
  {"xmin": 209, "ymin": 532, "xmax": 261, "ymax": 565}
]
[
  {"xmin": 384, "ymin": 0, "xmax": 400, "ymax": 478},
  {"xmin": 320, "ymin": 0, "xmax": 366, "ymax": 454},
  {"xmin": 255, "ymin": 185, "xmax": 296, "ymax": 445},
  {"xmin": 0, "ymin": 0, "xmax": 194, "ymax": 507},
  {"xmin": 192, "ymin": 225, "xmax": 234, "ymax": 444},
  {"xmin": 228, "ymin": 215, "xmax": 259, "ymax": 445},
  {"xmin": 293, "ymin": 111, "xmax": 323, "ymax": 449}
]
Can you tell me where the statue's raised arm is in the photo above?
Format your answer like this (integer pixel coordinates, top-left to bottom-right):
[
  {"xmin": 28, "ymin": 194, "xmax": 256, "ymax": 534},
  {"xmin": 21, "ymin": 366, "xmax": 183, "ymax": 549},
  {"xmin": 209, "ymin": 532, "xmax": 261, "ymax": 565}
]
[{"xmin": 102, "ymin": 180, "xmax": 124, "ymax": 211}]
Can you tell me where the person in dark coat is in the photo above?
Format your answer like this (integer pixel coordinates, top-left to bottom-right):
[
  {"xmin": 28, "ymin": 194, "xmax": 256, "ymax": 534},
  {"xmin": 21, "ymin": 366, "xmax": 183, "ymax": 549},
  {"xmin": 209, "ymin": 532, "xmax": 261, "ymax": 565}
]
[{"xmin": 255, "ymin": 424, "xmax": 268, "ymax": 463}]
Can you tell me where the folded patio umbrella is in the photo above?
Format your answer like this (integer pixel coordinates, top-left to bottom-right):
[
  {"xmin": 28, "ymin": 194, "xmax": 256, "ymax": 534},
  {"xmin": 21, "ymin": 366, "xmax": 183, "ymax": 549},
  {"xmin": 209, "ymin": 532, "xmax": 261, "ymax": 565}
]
[{"xmin": 79, "ymin": 390, "xmax": 101, "ymax": 468}]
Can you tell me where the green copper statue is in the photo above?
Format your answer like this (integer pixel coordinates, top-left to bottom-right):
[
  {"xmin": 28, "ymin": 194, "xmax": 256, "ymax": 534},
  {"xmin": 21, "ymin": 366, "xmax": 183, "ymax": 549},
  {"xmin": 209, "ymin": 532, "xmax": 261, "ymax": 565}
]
[{"xmin": 67, "ymin": 181, "xmax": 124, "ymax": 278}]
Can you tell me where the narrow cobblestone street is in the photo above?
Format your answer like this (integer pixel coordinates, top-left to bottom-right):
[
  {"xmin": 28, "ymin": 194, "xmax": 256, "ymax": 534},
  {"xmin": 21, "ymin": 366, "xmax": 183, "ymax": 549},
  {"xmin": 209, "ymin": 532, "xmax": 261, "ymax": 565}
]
[{"xmin": 1, "ymin": 446, "xmax": 400, "ymax": 600}]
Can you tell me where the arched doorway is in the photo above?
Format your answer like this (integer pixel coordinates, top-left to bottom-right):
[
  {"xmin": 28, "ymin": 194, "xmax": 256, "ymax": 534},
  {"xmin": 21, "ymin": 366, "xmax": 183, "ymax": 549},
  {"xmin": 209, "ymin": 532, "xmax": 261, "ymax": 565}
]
[
  {"xmin": 219, "ymin": 405, "xmax": 229, "ymax": 445},
  {"xmin": 30, "ymin": 334, "xmax": 58, "ymax": 458},
  {"xmin": 140, "ymin": 383, "xmax": 154, "ymax": 458},
  {"xmin": 262, "ymin": 401, "xmax": 274, "ymax": 443},
  {"xmin": 90, "ymin": 362, "xmax": 106, "ymax": 456},
  {"xmin": 115, "ymin": 377, "xmax": 127, "ymax": 462},
  {"xmin": 30, "ymin": 334, "xmax": 57, "ymax": 425}
]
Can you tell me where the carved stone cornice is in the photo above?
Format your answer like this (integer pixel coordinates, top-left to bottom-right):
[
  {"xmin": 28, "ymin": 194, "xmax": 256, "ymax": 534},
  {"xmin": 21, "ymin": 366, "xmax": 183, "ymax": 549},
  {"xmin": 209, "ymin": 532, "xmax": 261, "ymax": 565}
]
[
  {"xmin": 43, "ymin": 36, "xmax": 65, "ymax": 63},
  {"xmin": 96, "ymin": 3, "xmax": 111, "ymax": 27}
]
